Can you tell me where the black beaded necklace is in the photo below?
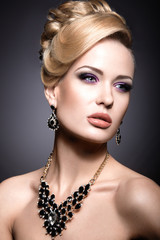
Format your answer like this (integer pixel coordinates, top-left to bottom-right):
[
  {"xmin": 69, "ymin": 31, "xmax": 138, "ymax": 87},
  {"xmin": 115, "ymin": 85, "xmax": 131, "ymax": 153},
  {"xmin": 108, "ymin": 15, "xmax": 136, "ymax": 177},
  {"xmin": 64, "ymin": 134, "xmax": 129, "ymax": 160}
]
[{"xmin": 38, "ymin": 152, "xmax": 109, "ymax": 239}]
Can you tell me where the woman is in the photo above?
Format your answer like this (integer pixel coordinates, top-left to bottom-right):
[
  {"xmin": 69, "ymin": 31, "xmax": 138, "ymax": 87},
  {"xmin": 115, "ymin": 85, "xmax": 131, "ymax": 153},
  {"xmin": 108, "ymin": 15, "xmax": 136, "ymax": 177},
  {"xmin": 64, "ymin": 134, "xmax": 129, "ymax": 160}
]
[{"xmin": 0, "ymin": 0, "xmax": 160, "ymax": 239}]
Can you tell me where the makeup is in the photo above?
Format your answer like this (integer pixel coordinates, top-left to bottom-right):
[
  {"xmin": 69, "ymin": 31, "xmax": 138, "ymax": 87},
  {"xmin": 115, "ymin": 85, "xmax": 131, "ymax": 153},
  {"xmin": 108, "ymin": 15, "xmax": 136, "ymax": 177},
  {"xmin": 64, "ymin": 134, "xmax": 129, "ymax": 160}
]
[
  {"xmin": 78, "ymin": 72, "xmax": 99, "ymax": 84},
  {"xmin": 87, "ymin": 113, "xmax": 112, "ymax": 129},
  {"xmin": 113, "ymin": 82, "xmax": 133, "ymax": 92}
]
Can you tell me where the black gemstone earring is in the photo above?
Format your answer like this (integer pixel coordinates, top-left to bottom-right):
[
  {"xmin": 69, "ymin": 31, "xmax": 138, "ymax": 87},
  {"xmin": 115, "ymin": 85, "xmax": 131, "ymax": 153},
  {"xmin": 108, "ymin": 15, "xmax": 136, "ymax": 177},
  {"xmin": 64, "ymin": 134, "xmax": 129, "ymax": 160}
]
[
  {"xmin": 116, "ymin": 128, "xmax": 121, "ymax": 145},
  {"xmin": 48, "ymin": 105, "xmax": 59, "ymax": 131}
]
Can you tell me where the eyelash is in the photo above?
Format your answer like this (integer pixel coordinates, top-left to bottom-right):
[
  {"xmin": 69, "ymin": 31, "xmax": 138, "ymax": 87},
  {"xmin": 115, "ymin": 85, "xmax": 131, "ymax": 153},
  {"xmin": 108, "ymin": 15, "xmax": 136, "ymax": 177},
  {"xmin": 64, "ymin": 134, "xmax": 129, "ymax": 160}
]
[
  {"xmin": 113, "ymin": 82, "xmax": 133, "ymax": 92},
  {"xmin": 78, "ymin": 73, "xmax": 99, "ymax": 83},
  {"xmin": 78, "ymin": 73, "xmax": 133, "ymax": 92}
]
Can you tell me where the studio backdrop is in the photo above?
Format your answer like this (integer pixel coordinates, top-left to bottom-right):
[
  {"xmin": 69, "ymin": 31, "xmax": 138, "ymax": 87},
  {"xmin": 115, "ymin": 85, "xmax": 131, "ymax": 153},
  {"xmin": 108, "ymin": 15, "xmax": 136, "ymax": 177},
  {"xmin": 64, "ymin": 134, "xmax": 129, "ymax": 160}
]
[{"xmin": 0, "ymin": 0, "xmax": 159, "ymax": 185}]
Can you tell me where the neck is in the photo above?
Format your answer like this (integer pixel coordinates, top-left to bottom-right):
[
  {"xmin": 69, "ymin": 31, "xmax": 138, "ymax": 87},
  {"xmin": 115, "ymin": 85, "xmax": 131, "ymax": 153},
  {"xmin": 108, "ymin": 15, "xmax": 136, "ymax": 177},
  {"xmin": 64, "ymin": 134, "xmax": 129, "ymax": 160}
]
[{"xmin": 47, "ymin": 129, "xmax": 108, "ymax": 199}]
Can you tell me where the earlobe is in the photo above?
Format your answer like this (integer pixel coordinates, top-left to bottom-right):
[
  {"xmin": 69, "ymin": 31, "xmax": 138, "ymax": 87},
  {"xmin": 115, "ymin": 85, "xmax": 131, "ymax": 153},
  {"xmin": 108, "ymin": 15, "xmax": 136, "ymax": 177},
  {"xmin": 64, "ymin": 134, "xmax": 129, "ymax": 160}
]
[{"xmin": 44, "ymin": 86, "xmax": 58, "ymax": 108}]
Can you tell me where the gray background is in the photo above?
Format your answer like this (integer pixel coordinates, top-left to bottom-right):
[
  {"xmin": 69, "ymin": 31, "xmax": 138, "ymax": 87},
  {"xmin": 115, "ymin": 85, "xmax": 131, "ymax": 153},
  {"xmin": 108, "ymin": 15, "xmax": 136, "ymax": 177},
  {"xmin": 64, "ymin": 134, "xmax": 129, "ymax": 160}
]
[{"xmin": 0, "ymin": 0, "xmax": 159, "ymax": 185}]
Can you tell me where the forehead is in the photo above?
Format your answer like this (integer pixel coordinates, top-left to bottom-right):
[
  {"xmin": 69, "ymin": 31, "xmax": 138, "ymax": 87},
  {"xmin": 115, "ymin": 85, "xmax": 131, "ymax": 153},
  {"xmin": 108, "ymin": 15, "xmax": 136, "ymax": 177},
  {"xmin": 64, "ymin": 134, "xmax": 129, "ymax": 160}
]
[{"xmin": 69, "ymin": 38, "xmax": 135, "ymax": 78}]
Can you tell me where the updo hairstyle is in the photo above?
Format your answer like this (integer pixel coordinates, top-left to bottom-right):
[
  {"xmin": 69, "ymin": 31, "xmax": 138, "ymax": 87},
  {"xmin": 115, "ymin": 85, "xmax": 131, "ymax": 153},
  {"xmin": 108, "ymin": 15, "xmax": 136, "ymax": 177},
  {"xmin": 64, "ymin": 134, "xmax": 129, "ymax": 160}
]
[{"xmin": 40, "ymin": 0, "xmax": 132, "ymax": 87}]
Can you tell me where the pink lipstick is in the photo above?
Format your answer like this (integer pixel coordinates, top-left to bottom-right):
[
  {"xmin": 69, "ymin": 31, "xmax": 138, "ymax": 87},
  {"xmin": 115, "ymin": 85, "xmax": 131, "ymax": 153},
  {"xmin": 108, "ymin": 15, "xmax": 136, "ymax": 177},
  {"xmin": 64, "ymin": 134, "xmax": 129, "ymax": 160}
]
[{"xmin": 87, "ymin": 113, "xmax": 112, "ymax": 129}]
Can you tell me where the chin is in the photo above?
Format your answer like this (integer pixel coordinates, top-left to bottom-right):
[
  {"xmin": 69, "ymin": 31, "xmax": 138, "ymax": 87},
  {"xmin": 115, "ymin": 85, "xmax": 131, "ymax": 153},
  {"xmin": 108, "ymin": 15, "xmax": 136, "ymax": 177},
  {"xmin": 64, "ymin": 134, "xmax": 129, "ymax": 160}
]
[
  {"xmin": 81, "ymin": 127, "xmax": 115, "ymax": 143},
  {"xmin": 82, "ymin": 134, "xmax": 113, "ymax": 144},
  {"xmin": 59, "ymin": 125, "xmax": 114, "ymax": 145}
]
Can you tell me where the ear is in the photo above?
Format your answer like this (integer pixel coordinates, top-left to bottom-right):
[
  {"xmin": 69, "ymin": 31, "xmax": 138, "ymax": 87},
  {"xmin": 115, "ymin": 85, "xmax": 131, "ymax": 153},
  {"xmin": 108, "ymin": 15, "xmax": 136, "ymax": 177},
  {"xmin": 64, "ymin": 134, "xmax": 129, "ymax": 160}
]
[{"xmin": 44, "ymin": 86, "xmax": 58, "ymax": 108}]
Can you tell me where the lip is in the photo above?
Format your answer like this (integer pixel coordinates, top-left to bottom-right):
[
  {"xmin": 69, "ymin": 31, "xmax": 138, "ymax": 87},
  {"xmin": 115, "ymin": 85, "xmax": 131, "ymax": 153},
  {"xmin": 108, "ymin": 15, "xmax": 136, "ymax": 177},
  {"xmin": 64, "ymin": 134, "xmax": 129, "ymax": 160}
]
[{"xmin": 87, "ymin": 112, "xmax": 112, "ymax": 129}]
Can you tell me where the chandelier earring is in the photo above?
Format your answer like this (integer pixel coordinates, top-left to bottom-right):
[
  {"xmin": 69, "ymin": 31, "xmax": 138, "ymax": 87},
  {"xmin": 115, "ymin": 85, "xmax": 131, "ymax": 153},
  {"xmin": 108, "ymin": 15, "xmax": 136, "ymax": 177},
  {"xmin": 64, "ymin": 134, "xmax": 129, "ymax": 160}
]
[
  {"xmin": 47, "ymin": 105, "xmax": 59, "ymax": 131},
  {"xmin": 116, "ymin": 128, "xmax": 121, "ymax": 145}
]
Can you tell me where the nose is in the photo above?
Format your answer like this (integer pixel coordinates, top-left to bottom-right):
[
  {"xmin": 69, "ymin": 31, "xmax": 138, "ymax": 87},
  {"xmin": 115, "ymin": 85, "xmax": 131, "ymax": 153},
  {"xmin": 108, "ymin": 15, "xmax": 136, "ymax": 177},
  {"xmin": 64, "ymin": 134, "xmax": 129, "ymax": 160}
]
[{"xmin": 96, "ymin": 83, "xmax": 114, "ymax": 109}]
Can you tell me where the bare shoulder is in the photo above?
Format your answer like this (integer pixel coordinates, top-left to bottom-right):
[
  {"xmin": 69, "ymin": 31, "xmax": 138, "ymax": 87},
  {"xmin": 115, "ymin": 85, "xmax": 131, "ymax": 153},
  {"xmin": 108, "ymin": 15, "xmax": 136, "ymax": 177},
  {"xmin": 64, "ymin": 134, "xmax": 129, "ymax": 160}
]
[
  {"xmin": 113, "ymin": 161, "xmax": 160, "ymax": 238},
  {"xmin": 0, "ymin": 168, "xmax": 43, "ymax": 238},
  {"xmin": 0, "ymin": 168, "xmax": 43, "ymax": 208},
  {"xmin": 1, "ymin": 168, "xmax": 42, "ymax": 190}
]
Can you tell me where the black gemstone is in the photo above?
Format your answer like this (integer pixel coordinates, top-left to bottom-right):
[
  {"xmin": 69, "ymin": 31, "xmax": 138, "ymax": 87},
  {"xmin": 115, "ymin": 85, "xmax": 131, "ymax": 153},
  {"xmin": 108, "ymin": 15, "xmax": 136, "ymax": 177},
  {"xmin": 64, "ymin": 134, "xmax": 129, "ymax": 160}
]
[
  {"xmin": 56, "ymin": 209, "xmax": 61, "ymax": 219},
  {"xmin": 44, "ymin": 202, "xmax": 49, "ymax": 207},
  {"xmin": 45, "ymin": 213, "xmax": 49, "ymax": 219},
  {"xmin": 49, "ymin": 199, "xmax": 54, "ymax": 206},
  {"xmin": 60, "ymin": 221, "xmax": 65, "ymax": 229},
  {"xmin": 50, "ymin": 194, "xmax": 55, "ymax": 199},
  {"xmin": 41, "ymin": 181, "xmax": 49, "ymax": 189},
  {"xmin": 83, "ymin": 190, "xmax": 88, "ymax": 196},
  {"xmin": 72, "ymin": 199, "xmax": 77, "ymax": 206},
  {"xmin": 44, "ymin": 220, "xmax": 49, "ymax": 227},
  {"xmin": 79, "ymin": 186, "xmax": 84, "ymax": 193},
  {"xmin": 53, "ymin": 203, "xmax": 58, "ymax": 209},
  {"xmin": 45, "ymin": 189, "xmax": 50, "ymax": 196},
  {"xmin": 41, "ymin": 181, "xmax": 47, "ymax": 188},
  {"xmin": 61, "ymin": 208, "xmax": 66, "ymax": 214},
  {"xmin": 62, "ymin": 216, "xmax": 67, "ymax": 222},
  {"xmin": 47, "ymin": 226, "xmax": 52, "ymax": 234},
  {"xmin": 55, "ymin": 208, "xmax": 59, "ymax": 214},
  {"xmin": 68, "ymin": 211, "xmax": 73, "ymax": 218},
  {"xmin": 73, "ymin": 191, "xmax": 79, "ymax": 198},
  {"xmin": 57, "ymin": 212, "xmax": 61, "ymax": 219},
  {"xmin": 46, "ymin": 207, "xmax": 52, "ymax": 213},
  {"xmin": 39, "ymin": 187, "xmax": 43, "ymax": 193},
  {"xmin": 67, "ymin": 205, "xmax": 71, "ymax": 211},
  {"xmin": 56, "ymin": 227, "xmax": 62, "ymax": 234},
  {"xmin": 63, "ymin": 201, "xmax": 68, "ymax": 207},
  {"xmin": 38, "ymin": 200, "xmax": 43, "ymax": 208},
  {"xmin": 39, "ymin": 209, "xmax": 45, "ymax": 217},
  {"xmin": 51, "ymin": 229, "xmax": 56, "ymax": 237},
  {"xmin": 75, "ymin": 203, "xmax": 81, "ymax": 210},
  {"xmin": 59, "ymin": 204, "xmax": 62, "ymax": 210},
  {"xmin": 77, "ymin": 195, "xmax": 83, "ymax": 202},
  {"xmin": 39, "ymin": 188, "xmax": 43, "ymax": 193},
  {"xmin": 39, "ymin": 193, "xmax": 43, "ymax": 199},
  {"xmin": 85, "ymin": 184, "xmax": 90, "ymax": 191},
  {"xmin": 44, "ymin": 197, "xmax": 49, "ymax": 203},
  {"xmin": 67, "ymin": 196, "xmax": 72, "ymax": 202}
]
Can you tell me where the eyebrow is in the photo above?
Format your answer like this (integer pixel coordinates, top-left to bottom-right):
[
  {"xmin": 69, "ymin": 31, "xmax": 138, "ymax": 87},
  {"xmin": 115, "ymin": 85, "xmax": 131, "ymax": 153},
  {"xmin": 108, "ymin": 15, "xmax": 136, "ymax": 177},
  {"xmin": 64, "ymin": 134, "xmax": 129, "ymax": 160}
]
[
  {"xmin": 76, "ymin": 65, "xmax": 133, "ymax": 81},
  {"xmin": 115, "ymin": 75, "xmax": 133, "ymax": 81},
  {"xmin": 76, "ymin": 65, "xmax": 103, "ymax": 75}
]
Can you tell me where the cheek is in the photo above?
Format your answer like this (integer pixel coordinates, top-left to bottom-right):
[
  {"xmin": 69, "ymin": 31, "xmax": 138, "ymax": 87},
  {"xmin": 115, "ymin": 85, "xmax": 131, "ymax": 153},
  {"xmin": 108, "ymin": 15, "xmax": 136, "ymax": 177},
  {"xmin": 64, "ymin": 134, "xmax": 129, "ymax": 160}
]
[
  {"xmin": 56, "ymin": 83, "xmax": 86, "ymax": 120},
  {"xmin": 58, "ymin": 83, "xmax": 77, "ymax": 105},
  {"xmin": 114, "ymin": 94, "xmax": 130, "ymax": 119},
  {"xmin": 57, "ymin": 80, "xmax": 95, "ymax": 112}
]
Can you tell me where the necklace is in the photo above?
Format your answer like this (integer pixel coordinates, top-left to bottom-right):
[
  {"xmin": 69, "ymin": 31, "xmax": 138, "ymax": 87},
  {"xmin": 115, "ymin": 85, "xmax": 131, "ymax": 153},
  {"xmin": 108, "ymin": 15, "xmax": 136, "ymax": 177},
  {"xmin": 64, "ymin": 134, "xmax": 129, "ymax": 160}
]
[{"xmin": 38, "ymin": 152, "xmax": 109, "ymax": 239}]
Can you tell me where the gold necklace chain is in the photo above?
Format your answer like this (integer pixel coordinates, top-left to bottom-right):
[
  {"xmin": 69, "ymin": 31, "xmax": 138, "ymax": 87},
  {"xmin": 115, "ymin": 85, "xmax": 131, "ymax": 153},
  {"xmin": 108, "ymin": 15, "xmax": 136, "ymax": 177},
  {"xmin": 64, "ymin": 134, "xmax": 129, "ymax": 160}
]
[
  {"xmin": 38, "ymin": 152, "xmax": 110, "ymax": 239},
  {"xmin": 41, "ymin": 152, "xmax": 53, "ymax": 180},
  {"xmin": 41, "ymin": 152, "xmax": 110, "ymax": 185}
]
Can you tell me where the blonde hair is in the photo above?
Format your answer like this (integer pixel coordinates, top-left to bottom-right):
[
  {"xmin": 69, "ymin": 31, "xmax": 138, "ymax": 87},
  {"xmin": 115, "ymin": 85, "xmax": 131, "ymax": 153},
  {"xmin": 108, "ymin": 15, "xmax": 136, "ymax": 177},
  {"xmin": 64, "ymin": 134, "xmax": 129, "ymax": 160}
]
[{"xmin": 40, "ymin": 0, "xmax": 132, "ymax": 87}]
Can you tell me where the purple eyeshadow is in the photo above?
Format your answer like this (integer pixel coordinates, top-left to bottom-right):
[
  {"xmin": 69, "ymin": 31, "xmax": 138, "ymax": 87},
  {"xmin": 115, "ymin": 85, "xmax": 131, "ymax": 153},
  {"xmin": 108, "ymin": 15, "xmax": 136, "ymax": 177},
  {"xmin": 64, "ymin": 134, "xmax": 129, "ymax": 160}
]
[
  {"xmin": 79, "ymin": 73, "xmax": 99, "ymax": 83},
  {"xmin": 113, "ymin": 82, "xmax": 132, "ymax": 92}
]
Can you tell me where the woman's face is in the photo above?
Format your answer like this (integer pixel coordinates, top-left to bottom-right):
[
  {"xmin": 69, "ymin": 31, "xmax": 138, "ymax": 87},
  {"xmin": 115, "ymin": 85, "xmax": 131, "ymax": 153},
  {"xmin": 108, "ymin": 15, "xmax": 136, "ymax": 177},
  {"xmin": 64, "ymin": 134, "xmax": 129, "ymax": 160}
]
[{"xmin": 47, "ymin": 38, "xmax": 134, "ymax": 144}]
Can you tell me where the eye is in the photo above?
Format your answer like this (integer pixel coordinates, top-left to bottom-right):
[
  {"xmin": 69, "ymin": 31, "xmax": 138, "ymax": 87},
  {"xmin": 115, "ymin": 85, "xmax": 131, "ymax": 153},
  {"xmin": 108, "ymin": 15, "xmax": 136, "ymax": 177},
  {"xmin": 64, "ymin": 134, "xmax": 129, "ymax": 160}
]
[
  {"xmin": 114, "ymin": 82, "xmax": 133, "ymax": 92},
  {"xmin": 78, "ymin": 73, "xmax": 99, "ymax": 83}
]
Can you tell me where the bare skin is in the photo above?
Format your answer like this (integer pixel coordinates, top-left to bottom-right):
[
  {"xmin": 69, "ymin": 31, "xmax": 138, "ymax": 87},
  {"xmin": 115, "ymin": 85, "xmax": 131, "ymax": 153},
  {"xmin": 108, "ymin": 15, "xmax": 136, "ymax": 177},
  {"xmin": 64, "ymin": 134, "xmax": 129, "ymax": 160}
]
[
  {"xmin": 0, "ymin": 150, "xmax": 160, "ymax": 240},
  {"xmin": 0, "ymin": 39, "xmax": 160, "ymax": 239}
]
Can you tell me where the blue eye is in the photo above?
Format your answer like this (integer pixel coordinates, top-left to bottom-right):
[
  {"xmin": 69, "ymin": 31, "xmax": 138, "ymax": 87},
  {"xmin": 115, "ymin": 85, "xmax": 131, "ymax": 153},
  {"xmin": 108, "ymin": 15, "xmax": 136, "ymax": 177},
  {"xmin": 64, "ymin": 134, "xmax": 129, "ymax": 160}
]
[
  {"xmin": 78, "ymin": 73, "xmax": 99, "ymax": 83},
  {"xmin": 114, "ymin": 82, "xmax": 133, "ymax": 92}
]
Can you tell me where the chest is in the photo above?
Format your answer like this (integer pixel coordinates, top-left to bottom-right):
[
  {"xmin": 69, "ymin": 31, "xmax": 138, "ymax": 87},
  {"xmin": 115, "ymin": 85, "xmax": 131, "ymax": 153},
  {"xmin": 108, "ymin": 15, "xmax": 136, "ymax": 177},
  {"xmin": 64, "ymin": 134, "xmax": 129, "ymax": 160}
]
[{"xmin": 13, "ymin": 191, "xmax": 130, "ymax": 240}]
